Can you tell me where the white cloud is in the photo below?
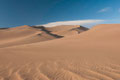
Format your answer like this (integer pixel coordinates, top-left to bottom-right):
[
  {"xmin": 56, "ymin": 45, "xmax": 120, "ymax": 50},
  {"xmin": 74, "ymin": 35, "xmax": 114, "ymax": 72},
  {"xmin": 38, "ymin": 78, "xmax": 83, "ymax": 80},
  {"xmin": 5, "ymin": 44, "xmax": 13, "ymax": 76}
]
[
  {"xmin": 37, "ymin": 20, "xmax": 104, "ymax": 27},
  {"xmin": 98, "ymin": 7, "xmax": 111, "ymax": 13}
]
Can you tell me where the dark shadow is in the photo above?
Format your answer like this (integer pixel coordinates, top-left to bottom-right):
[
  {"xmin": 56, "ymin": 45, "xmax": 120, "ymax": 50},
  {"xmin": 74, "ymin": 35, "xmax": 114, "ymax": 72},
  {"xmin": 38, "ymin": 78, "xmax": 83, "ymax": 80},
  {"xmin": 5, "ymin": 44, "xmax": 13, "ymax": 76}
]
[
  {"xmin": 31, "ymin": 26, "xmax": 64, "ymax": 38},
  {"xmin": 78, "ymin": 26, "xmax": 89, "ymax": 30},
  {"xmin": 71, "ymin": 25, "xmax": 89, "ymax": 34},
  {"xmin": 0, "ymin": 27, "xmax": 9, "ymax": 30}
]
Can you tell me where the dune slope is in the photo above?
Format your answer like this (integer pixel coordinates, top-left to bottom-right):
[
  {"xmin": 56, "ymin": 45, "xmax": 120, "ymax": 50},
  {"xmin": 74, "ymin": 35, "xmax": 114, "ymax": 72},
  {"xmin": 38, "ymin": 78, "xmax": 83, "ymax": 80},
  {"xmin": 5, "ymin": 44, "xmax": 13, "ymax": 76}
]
[
  {"xmin": 0, "ymin": 25, "xmax": 87, "ymax": 48},
  {"xmin": 46, "ymin": 25, "xmax": 89, "ymax": 36},
  {"xmin": 0, "ymin": 25, "xmax": 57, "ymax": 48},
  {"xmin": 0, "ymin": 24, "xmax": 120, "ymax": 80}
]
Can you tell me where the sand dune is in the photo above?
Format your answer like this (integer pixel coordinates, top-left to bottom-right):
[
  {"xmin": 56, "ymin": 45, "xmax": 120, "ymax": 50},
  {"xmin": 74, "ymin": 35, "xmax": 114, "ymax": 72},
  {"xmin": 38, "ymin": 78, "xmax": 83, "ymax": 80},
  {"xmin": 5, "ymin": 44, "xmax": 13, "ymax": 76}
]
[
  {"xmin": 0, "ymin": 24, "xmax": 120, "ymax": 80},
  {"xmin": 46, "ymin": 25, "xmax": 89, "ymax": 36},
  {"xmin": 0, "ymin": 25, "xmax": 87, "ymax": 48}
]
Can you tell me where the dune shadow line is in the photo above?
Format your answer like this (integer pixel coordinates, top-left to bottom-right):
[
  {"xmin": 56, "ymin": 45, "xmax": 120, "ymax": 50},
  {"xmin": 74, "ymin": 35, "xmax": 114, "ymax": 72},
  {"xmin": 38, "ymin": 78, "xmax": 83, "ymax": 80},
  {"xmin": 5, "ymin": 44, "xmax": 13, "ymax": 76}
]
[{"xmin": 31, "ymin": 26, "xmax": 64, "ymax": 38}]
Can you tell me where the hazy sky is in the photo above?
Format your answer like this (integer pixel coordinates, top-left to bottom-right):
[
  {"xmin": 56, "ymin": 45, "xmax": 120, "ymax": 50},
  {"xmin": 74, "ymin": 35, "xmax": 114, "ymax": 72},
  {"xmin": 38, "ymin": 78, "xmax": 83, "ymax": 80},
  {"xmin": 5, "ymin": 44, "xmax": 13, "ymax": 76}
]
[{"xmin": 0, "ymin": 0, "xmax": 120, "ymax": 27}]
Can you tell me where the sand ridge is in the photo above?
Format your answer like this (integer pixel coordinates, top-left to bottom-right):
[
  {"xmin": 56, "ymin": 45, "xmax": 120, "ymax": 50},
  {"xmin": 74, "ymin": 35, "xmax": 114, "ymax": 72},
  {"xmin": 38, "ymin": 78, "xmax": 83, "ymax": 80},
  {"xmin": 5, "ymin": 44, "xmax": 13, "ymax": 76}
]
[{"xmin": 0, "ymin": 25, "xmax": 88, "ymax": 48}]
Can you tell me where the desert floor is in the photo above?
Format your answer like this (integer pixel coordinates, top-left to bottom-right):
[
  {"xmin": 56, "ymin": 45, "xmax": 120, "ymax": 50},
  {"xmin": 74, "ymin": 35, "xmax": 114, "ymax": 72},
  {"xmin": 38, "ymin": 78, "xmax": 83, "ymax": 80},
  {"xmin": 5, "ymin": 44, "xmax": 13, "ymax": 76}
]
[{"xmin": 0, "ymin": 24, "xmax": 120, "ymax": 80}]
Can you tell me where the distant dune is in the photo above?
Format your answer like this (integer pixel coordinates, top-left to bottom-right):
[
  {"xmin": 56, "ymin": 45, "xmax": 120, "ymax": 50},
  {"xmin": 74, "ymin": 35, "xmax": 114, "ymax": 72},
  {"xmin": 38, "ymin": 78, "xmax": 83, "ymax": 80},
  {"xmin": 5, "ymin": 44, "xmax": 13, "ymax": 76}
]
[
  {"xmin": 0, "ymin": 24, "xmax": 120, "ymax": 80},
  {"xmin": 0, "ymin": 25, "xmax": 88, "ymax": 48},
  {"xmin": 46, "ymin": 25, "xmax": 89, "ymax": 36}
]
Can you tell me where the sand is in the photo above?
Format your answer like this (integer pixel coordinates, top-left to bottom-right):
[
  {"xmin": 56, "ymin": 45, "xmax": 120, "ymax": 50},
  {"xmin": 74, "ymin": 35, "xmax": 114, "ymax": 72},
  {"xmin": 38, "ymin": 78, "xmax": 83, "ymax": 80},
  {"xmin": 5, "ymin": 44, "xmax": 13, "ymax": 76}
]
[
  {"xmin": 46, "ymin": 25, "xmax": 88, "ymax": 36},
  {"xmin": 0, "ymin": 25, "xmax": 87, "ymax": 48},
  {"xmin": 0, "ymin": 24, "xmax": 120, "ymax": 80}
]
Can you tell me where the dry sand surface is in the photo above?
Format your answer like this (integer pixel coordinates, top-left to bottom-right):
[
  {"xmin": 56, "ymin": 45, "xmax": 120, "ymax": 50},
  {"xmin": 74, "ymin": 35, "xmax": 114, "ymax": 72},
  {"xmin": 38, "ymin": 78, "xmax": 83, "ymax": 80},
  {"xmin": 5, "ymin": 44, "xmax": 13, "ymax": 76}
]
[
  {"xmin": 0, "ymin": 24, "xmax": 120, "ymax": 80},
  {"xmin": 0, "ymin": 25, "xmax": 87, "ymax": 48},
  {"xmin": 46, "ymin": 25, "xmax": 88, "ymax": 36}
]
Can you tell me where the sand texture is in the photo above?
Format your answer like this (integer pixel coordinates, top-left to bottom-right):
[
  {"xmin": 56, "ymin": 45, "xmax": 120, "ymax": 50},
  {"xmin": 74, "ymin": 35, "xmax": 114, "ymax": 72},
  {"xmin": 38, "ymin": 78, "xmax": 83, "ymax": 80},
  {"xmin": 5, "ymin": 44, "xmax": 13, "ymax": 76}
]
[{"xmin": 0, "ymin": 24, "xmax": 120, "ymax": 80}]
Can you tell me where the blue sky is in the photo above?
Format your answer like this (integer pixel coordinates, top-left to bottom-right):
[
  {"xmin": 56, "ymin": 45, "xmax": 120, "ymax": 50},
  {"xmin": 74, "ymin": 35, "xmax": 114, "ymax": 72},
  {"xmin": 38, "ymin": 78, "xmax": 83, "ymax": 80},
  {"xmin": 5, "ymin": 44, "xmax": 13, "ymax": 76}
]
[{"xmin": 0, "ymin": 0, "xmax": 120, "ymax": 28}]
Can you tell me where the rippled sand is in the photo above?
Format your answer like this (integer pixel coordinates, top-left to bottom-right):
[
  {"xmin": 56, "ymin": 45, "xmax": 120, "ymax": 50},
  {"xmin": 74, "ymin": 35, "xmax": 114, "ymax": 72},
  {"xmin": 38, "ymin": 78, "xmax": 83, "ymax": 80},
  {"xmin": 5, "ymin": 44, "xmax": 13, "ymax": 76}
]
[{"xmin": 0, "ymin": 24, "xmax": 120, "ymax": 80}]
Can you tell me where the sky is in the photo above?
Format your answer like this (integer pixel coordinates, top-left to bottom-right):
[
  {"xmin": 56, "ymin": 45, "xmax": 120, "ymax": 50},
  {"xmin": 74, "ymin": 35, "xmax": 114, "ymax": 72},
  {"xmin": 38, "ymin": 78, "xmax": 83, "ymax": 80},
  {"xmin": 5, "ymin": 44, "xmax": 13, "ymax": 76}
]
[{"xmin": 0, "ymin": 0, "xmax": 120, "ymax": 28}]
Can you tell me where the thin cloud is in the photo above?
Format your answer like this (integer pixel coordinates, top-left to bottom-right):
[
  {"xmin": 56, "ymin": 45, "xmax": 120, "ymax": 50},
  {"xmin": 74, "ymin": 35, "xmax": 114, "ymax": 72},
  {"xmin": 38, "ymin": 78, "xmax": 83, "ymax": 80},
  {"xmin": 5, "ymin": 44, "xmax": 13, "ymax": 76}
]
[
  {"xmin": 118, "ymin": 8, "xmax": 120, "ymax": 12},
  {"xmin": 37, "ymin": 20, "xmax": 105, "ymax": 27},
  {"xmin": 98, "ymin": 7, "xmax": 111, "ymax": 13}
]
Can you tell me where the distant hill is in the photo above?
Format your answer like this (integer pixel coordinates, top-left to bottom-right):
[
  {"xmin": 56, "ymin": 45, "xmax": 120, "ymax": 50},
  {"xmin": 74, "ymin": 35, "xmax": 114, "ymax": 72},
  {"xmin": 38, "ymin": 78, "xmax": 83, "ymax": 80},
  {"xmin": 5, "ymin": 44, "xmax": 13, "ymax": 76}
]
[{"xmin": 0, "ymin": 25, "xmax": 88, "ymax": 48}]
